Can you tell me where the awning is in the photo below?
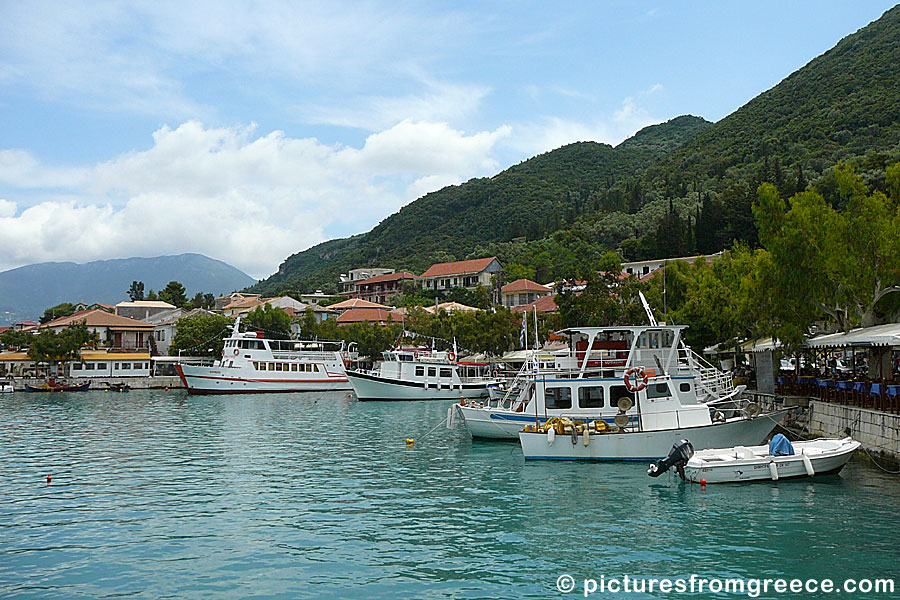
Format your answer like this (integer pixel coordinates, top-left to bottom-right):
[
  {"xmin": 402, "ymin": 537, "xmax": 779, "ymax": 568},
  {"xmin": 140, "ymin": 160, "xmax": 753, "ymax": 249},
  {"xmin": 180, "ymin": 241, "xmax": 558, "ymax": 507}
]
[{"xmin": 805, "ymin": 323, "xmax": 900, "ymax": 348}]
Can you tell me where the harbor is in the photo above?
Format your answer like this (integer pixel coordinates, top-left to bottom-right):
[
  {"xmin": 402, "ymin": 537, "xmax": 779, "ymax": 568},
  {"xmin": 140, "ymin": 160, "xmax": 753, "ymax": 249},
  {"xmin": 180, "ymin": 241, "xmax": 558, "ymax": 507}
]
[{"xmin": 3, "ymin": 389, "xmax": 899, "ymax": 599}]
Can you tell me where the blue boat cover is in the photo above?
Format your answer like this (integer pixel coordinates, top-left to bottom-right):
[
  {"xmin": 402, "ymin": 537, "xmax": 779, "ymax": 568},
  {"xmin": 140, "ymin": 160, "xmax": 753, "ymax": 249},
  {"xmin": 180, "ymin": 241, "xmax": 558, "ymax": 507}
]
[{"xmin": 769, "ymin": 433, "xmax": 795, "ymax": 456}]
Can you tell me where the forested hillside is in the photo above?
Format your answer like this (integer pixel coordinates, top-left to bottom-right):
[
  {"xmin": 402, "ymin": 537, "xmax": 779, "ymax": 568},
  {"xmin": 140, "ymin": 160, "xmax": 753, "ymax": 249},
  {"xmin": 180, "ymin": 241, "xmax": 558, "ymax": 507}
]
[
  {"xmin": 253, "ymin": 5, "xmax": 900, "ymax": 294},
  {"xmin": 252, "ymin": 115, "xmax": 711, "ymax": 293}
]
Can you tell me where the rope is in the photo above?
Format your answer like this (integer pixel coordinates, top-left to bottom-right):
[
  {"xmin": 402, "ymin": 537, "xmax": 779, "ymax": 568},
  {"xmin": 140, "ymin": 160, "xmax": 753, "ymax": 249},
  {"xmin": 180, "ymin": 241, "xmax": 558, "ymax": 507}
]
[{"xmin": 414, "ymin": 414, "xmax": 449, "ymax": 443}]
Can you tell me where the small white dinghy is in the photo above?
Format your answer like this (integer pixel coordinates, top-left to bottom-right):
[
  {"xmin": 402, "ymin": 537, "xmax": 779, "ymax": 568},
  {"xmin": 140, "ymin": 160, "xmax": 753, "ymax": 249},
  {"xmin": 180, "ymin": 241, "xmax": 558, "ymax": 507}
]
[
  {"xmin": 0, "ymin": 381, "xmax": 13, "ymax": 393},
  {"xmin": 648, "ymin": 435, "xmax": 860, "ymax": 483}
]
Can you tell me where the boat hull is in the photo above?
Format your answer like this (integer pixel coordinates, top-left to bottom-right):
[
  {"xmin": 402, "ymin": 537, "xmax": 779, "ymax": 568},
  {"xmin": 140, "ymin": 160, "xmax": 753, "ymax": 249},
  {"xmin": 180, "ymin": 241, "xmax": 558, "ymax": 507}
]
[
  {"xmin": 347, "ymin": 371, "xmax": 491, "ymax": 401},
  {"xmin": 518, "ymin": 412, "xmax": 786, "ymax": 461},
  {"xmin": 175, "ymin": 364, "xmax": 352, "ymax": 395},
  {"xmin": 24, "ymin": 382, "xmax": 91, "ymax": 392},
  {"xmin": 684, "ymin": 438, "xmax": 860, "ymax": 483}
]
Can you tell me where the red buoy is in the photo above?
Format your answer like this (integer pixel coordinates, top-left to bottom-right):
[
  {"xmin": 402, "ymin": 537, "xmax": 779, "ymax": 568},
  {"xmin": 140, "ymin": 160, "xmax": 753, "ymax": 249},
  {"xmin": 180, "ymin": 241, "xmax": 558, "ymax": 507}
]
[
  {"xmin": 47, "ymin": 474, "xmax": 51, "ymax": 484},
  {"xmin": 164, "ymin": 386, "xmax": 169, "ymax": 391},
  {"xmin": 700, "ymin": 478, "xmax": 707, "ymax": 485}
]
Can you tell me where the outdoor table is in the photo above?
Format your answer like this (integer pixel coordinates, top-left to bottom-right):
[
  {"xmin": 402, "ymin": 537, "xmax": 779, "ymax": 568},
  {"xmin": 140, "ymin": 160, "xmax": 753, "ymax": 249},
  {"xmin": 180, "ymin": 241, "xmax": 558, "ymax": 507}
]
[
  {"xmin": 853, "ymin": 381, "xmax": 869, "ymax": 406},
  {"xmin": 888, "ymin": 385, "xmax": 900, "ymax": 413},
  {"xmin": 836, "ymin": 380, "xmax": 853, "ymax": 404}
]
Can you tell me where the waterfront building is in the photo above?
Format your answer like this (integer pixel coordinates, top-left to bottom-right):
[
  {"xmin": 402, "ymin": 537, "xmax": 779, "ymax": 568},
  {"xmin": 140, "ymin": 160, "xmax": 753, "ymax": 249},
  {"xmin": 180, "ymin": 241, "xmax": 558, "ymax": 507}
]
[
  {"xmin": 353, "ymin": 272, "xmax": 417, "ymax": 305},
  {"xmin": 115, "ymin": 300, "xmax": 177, "ymax": 321},
  {"xmin": 500, "ymin": 279, "xmax": 552, "ymax": 308},
  {"xmin": 422, "ymin": 301, "xmax": 479, "ymax": 314},
  {"xmin": 43, "ymin": 309, "xmax": 154, "ymax": 352},
  {"xmin": 418, "ymin": 257, "xmax": 502, "ymax": 292},
  {"xmin": 68, "ymin": 350, "xmax": 152, "ymax": 378}
]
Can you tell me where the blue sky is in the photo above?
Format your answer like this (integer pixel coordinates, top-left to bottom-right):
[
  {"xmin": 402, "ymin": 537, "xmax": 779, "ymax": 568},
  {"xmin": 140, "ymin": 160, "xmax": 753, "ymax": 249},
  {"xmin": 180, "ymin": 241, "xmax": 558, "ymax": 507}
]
[{"xmin": 0, "ymin": 1, "xmax": 896, "ymax": 279}]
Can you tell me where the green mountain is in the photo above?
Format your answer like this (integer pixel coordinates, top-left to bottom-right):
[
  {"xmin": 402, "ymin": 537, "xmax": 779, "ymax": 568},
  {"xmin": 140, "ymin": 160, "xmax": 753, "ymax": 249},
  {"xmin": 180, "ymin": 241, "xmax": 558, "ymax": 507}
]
[
  {"xmin": 0, "ymin": 253, "xmax": 256, "ymax": 325},
  {"xmin": 254, "ymin": 5, "xmax": 900, "ymax": 294},
  {"xmin": 253, "ymin": 115, "xmax": 712, "ymax": 293}
]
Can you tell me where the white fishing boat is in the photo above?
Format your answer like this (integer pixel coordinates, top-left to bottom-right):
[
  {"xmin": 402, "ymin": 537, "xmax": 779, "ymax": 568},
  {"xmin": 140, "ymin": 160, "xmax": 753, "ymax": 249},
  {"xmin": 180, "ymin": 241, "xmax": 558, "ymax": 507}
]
[
  {"xmin": 347, "ymin": 348, "xmax": 496, "ymax": 401},
  {"xmin": 175, "ymin": 318, "xmax": 355, "ymax": 395},
  {"xmin": 648, "ymin": 436, "xmax": 860, "ymax": 483},
  {"xmin": 454, "ymin": 323, "xmax": 746, "ymax": 440}
]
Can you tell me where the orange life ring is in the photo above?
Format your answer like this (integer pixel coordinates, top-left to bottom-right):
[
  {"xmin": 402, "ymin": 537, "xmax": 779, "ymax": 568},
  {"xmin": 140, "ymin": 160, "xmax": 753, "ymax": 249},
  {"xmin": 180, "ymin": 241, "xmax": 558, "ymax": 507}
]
[
  {"xmin": 623, "ymin": 367, "xmax": 648, "ymax": 392},
  {"xmin": 233, "ymin": 348, "xmax": 239, "ymax": 356},
  {"xmin": 448, "ymin": 352, "xmax": 456, "ymax": 362}
]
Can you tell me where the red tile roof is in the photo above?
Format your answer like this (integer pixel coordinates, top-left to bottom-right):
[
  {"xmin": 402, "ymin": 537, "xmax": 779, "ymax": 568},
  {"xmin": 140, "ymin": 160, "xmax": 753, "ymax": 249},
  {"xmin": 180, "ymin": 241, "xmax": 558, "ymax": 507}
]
[
  {"xmin": 420, "ymin": 257, "xmax": 498, "ymax": 278},
  {"xmin": 42, "ymin": 309, "xmax": 153, "ymax": 329},
  {"xmin": 501, "ymin": 278, "xmax": 551, "ymax": 293},
  {"xmin": 513, "ymin": 294, "xmax": 559, "ymax": 314},
  {"xmin": 336, "ymin": 308, "xmax": 404, "ymax": 325},
  {"xmin": 357, "ymin": 271, "xmax": 418, "ymax": 285}
]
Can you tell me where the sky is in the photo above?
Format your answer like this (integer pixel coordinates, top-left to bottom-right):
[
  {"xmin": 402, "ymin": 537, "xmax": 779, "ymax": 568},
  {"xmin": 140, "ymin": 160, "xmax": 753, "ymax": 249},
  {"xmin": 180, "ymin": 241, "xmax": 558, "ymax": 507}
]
[{"xmin": 0, "ymin": 1, "xmax": 896, "ymax": 280}]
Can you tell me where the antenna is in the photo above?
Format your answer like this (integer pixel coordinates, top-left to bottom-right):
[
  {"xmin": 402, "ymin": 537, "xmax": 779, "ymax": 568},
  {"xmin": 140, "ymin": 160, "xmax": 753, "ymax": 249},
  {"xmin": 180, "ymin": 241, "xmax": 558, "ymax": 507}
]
[{"xmin": 639, "ymin": 291, "xmax": 658, "ymax": 326}]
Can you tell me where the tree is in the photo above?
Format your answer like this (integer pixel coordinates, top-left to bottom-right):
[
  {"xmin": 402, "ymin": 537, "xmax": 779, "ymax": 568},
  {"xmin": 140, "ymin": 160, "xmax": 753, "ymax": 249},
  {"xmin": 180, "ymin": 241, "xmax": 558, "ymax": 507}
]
[
  {"xmin": 753, "ymin": 165, "xmax": 900, "ymax": 339},
  {"xmin": 170, "ymin": 314, "xmax": 234, "ymax": 356},
  {"xmin": 128, "ymin": 281, "xmax": 145, "ymax": 301},
  {"xmin": 554, "ymin": 251, "xmax": 647, "ymax": 329},
  {"xmin": 28, "ymin": 322, "xmax": 98, "ymax": 371},
  {"xmin": 243, "ymin": 304, "xmax": 292, "ymax": 339},
  {"xmin": 158, "ymin": 281, "xmax": 188, "ymax": 308},
  {"xmin": 0, "ymin": 328, "xmax": 32, "ymax": 349},
  {"xmin": 39, "ymin": 303, "xmax": 76, "ymax": 324}
]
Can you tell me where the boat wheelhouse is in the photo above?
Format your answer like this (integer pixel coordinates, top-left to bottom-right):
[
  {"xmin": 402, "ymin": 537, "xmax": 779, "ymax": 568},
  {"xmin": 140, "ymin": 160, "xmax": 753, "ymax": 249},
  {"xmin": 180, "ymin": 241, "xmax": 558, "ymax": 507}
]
[
  {"xmin": 175, "ymin": 319, "xmax": 356, "ymax": 395},
  {"xmin": 456, "ymin": 325, "xmax": 745, "ymax": 439},
  {"xmin": 347, "ymin": 348, "xmax": 496, "ymax": 401}
]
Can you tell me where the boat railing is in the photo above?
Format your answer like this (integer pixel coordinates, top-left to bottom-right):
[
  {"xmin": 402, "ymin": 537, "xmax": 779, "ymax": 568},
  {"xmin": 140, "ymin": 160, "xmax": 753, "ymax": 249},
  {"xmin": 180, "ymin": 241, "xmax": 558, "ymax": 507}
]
[
  {"xmin": 675, "ymin": 346, "xmax": 735, "ymax": 400},
  {"xmin": 177, "ymin": 357, "xmax": 217, "ymax": 367},
  {"xmin": 270, "ymin": 350, "xmax": 342, "ymax": 361}
]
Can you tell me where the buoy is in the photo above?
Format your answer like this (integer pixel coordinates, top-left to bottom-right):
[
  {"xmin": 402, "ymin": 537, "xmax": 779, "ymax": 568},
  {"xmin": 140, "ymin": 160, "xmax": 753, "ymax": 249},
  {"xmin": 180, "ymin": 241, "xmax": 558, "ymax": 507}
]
[
  {"xmin": 547, "ymin": 427, "xmax": 555, "ymax": 445},
  {"xmin": 164, "ymin": 386, "xmax": 169, "ymax": 391},
  {"xmin": 46, "ymin": 474, "xmax": 51, "ymax": 484},
  {"xmin": 802, "ymin": 451, "xmax": 815, "ymax": 477},
  {"xmin": 405, "ymin": 438, "xmax": 414, "ymax": 446},
  {"xmin": 699, "ymin": 478, "xmax": 707, "ymax": 486},
  {"xmin": 769, "ymin": 461, "xmax": 779, "ymax": 481},
  {"xmin": 582, "ymin": 427, "xmax": 589, "ymax": 447}
]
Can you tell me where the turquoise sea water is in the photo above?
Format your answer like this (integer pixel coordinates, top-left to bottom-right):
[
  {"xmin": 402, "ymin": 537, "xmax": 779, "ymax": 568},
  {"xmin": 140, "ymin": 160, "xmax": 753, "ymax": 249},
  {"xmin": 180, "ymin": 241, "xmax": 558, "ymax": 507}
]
[{"xmin": 2, "ymin": 390, "xmax": 899, "ymax": 599}]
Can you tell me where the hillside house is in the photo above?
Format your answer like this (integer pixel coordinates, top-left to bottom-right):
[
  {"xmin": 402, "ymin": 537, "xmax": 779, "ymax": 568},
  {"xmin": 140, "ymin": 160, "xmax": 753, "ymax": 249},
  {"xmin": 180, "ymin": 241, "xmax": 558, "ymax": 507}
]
[
  {"xmin": 418, "ymin": 257, "xmax": 502, "ymax": 292},
  {"xmin": 500, "ymin": 279, "xmax": 552, "ymax": 308},
  {"xmin": 353, "ymin": 272, "xmax": 417, "ymax": 305}
]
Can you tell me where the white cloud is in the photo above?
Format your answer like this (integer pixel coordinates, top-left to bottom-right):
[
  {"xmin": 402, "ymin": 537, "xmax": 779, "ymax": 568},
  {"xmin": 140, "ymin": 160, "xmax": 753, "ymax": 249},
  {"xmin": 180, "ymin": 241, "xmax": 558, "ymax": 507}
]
[
  {"xmin": 0, "ymin": 120, "xmax": 508, "ymax": 278},
  {"xmin": 506, "ymin": 91, "xmax": 663, "ymax": 156}
]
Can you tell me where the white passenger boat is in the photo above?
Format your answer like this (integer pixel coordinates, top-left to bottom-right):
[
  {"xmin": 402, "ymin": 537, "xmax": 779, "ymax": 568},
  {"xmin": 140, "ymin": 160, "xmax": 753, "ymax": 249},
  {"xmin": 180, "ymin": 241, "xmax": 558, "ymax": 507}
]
[
  {"xmin": 175, "ymin": 319, "xmax": 355, "ymax": 395},
  {"xmin": 650, "ymin": 436, "xmax": 860, "ymax": 483},
  {"xmin": 0, "ymin": 380, "xmax": 13, "ymax": 393},
  {"xmin": 347, "ymin": 348, "xmax": 496, "ymax": 401},
  {"xmin": 455, "ymin": 324, "xmax": 746, "ymax": 440}
]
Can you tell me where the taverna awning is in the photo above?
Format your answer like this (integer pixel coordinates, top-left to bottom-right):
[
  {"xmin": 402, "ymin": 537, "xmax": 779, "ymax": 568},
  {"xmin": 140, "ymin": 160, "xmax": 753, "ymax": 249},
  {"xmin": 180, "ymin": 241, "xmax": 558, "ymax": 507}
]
[{"xmin": 806, "ymin": 323, "xmax": 900, "ymax": 348}]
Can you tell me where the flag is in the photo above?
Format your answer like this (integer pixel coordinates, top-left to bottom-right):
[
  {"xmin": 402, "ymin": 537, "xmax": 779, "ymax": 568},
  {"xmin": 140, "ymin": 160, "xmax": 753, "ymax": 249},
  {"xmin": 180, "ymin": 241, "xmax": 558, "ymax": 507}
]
[{"xmin": 519, "ymin": 314, "xmax": 527, "ymax": 347}]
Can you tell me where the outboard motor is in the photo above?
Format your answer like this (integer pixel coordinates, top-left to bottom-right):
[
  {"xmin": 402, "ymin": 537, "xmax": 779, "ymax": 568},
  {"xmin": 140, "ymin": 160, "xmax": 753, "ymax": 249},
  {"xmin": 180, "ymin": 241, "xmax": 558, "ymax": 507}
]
[{"xmin": 648, "ymin": 439, "xmax": 694, "ymax": 479}]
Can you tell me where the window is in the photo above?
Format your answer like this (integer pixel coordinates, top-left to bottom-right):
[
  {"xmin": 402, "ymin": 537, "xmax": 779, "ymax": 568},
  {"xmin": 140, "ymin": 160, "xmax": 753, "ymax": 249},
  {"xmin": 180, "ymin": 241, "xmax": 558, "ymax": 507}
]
[
  {"xmin": 428, "ymin": 367, "xmax": 436, "ymax": 377},
  {"xmin": 133, "ymin": 363, "xmax": 143, "ymax": 369},
  {"xmin": 85, "ymin": 363, "xmax": 95, "ymax": 370},
  {"xmin": 545, "ymin": 387, "xmax": 572, "ymax": 409},
  {"xmin": 276, "ymin": 363, "xmax": 283, "ymax": 371},
  {"xmin": 679, "ymin": 382, "xmax": 691, "ymax": 392},
  {"xmin": 72, "ymin": 363, "xmax": 82, "ymax": 371},
  {"xmin": 578, "ymin": 386, "xmax": 604, "ymax": 408},
  {"xmin": 122, "ymin": 363, "xmax": 131, "ymax": 370},
  {"xmin": 440, "ymin": 368, "xmax": 452, "ymax": 378},
  {"xmin": 291, "ymin": 364, "xmax": 298, "ymax": 372},
  {"xmin": 253, "ymin": 362, "xmax": 260, "ymax": 370},
  {"xmin": 610, "ymin": 385, "xmax": 635, "ymax": 408},
  {"xmin": 646, "ymin": 382, "xmax": 671, "ymax": 399},
  {"xmin": 415, "ymin": 366, "xmax": 424, "ymax": 376},
  {"xmin": 268, "ymin": 363, "xmax": 275, "ymax": 371},
  {"xmin": 114, "ymin": 363, "xmax": 119, "ymax": 369}
]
